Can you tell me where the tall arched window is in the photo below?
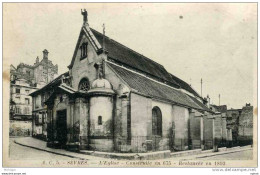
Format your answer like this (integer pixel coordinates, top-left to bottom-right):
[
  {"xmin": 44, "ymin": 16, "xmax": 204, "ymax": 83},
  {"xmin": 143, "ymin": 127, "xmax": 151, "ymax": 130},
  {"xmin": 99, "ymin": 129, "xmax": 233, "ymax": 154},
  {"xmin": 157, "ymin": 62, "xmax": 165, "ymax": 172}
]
[
  {"xmin": 98, "ymin": 116, "xmax": 102, "ymax": 125},
  {"xmin": 78, "ymin": 78, "xmax": 90, "ymax": 91},
  {"xmin": 152, "ymin": 106, "xmax": 162, "ymax": 136}
]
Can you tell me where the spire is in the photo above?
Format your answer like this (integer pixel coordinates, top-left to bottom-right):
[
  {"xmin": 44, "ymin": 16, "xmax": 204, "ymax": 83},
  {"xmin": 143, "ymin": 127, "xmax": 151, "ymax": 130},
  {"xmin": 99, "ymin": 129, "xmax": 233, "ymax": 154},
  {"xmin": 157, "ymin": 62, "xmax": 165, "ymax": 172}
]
[
  {"xmin": 81, "ymin": 9, "xmax": 88, "ymax": 25},
  {"xmin": 102, "ymin": 23, "xmax": 106, "ymax": 50},
  {"xmin": 200, "ymin": 78, "xmax": 203, "ymax": 97}
]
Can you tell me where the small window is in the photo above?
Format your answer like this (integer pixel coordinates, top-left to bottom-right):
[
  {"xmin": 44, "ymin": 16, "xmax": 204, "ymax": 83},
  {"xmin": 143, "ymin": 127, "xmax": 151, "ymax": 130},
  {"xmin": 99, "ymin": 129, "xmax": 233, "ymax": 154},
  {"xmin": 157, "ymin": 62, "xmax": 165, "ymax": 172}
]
[
  {"xmin": 25, "ymin": 90, "xmax": 30, "ymax": 94},
  {"xmin": 25, "ymin": 98, "xmax": 30, "ymax": 105},
  {"xmin": 80, "ymin": 42, "xmax": 88, "ymax": 60},
  {"xmin": 98, "ymin": 116, "xmax": 102, "ymax": 125},
  {"xmin": 15, "ymin": 107, "xmax": 21, "ymax": 114},
  {"xmin": 16, "ymin": 88, "xmax": 20, "ymax": 94},
  {"xmin": 26, "ymin": 70, "xmax": 30, "ymax": 76}
]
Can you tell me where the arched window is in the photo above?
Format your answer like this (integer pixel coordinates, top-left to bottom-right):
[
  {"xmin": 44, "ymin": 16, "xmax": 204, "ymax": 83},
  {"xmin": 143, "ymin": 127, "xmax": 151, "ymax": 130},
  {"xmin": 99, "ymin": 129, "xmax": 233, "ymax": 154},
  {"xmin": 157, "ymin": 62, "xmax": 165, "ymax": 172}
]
[
  {"xmin": 152, "ymin": 106, "xmax": 162, "ymax": 136},
  {"xmin": 78, "ymin": 78, "xmax": 90, "ymax": 91},
  {"xmin": 98, "ymin": 116, "xmax": 102, "ymax": 125},
  {"xmin": 80, "ymin": 42, "xmax": 88, "ymax": 60}
]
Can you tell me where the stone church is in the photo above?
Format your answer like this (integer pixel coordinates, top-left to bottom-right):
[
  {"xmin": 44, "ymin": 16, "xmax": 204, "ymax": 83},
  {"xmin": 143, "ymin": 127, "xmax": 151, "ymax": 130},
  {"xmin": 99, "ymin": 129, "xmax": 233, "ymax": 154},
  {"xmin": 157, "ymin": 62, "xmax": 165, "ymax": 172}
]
[{"xmin": 32, "ymin": 10, "xmax": 230, "ymax": 152}]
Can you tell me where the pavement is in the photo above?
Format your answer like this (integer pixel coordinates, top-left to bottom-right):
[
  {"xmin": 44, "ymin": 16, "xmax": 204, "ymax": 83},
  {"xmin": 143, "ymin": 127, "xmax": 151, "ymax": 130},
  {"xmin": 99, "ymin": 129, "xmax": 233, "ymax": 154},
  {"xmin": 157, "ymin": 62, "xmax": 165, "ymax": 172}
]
[
  {"xmin": 12, "ymin": 137, "xmax": 253, "ymax": 160},
  {"xmin": 165, "ymin": 146, "xmax": 253, "ymax": 161},
  {"xmin": 9, "ymin": 138, "xmax": 77, "ymax": 160},
  {"xmin": 12, "ymin": 137, "xmax": 107, "ymax": 160}
]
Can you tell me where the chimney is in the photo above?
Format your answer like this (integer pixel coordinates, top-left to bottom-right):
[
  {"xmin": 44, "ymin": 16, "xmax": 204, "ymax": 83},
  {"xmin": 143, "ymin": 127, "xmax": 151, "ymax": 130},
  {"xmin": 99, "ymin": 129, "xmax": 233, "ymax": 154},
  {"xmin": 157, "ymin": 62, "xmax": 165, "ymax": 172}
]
[
  {"xmin": 36, "ymin": 56, "xmax": 39, "ymax": 63},
  {"xmin": 206, "ymin": 94, "xmax": 210, "ymax": 108},
  {"xmin": 81, "ymin": 9, "xmax": 88, "ymax": 25},
  {"xmin": 43, "ymin": 49, "xmax": 49, "ymax": 59}
]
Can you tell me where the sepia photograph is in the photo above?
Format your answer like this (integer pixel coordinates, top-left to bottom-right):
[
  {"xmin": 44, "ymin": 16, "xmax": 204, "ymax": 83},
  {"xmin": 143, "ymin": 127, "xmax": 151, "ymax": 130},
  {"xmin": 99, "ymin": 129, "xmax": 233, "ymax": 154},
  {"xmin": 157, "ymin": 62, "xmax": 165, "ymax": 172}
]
[{"xmin": 2, "ymin": 2, "xmax": 258, "ymax": 170}]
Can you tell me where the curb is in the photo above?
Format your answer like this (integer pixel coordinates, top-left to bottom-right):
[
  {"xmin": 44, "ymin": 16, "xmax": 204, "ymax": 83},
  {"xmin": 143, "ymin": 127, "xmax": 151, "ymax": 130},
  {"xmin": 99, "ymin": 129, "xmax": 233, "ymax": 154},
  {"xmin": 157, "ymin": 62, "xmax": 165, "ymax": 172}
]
[
  {"xmin": 80, "ymin": 150, "xmax": 171, "ymax": 160},
  {"xmin": 195, "ymin": 148, "xmax": 252, "ymax": 159},
  {"xmin": 14, "ymin": 140, "xmax": 85, "ymax": 160},
  {"xmin": 14, "ymin": 138, "xmax": 252, "ymax": 160},
  {"xmin": 180, "ymin": 147, "xmax": 253, "ymax": 160}
]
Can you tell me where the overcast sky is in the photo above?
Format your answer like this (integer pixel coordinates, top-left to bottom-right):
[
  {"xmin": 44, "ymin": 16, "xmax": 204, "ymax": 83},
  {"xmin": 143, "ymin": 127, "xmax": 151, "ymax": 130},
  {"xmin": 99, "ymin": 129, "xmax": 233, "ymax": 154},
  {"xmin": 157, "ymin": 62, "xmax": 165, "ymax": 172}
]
[{"xmin": 3, "ymin": 3, "xmax": 257, "ymax": 109}]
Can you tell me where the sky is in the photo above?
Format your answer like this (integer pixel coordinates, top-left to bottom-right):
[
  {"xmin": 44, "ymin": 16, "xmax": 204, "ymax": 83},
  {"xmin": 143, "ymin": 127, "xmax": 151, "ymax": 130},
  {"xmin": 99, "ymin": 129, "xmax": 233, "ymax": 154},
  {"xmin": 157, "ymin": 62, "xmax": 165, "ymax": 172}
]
[{"xmin": 3, "ymin": 3, "xmax": 257, "ymax": 109}]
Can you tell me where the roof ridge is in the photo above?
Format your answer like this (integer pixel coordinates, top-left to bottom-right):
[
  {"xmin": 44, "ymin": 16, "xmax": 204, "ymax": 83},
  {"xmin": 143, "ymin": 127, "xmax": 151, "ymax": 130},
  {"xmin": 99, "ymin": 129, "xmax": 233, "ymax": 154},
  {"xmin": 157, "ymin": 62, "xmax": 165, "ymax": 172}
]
[
  {"xmin": 107, "ymin": 61, "xmax": 180, "ymax": 92},
  {"xmin": 90, "ymin": 28, "xmax": 165, "ymax": 68},
  {"xmin": 169, "ymin": 73, "xmax": 201, "ymax": 98}
]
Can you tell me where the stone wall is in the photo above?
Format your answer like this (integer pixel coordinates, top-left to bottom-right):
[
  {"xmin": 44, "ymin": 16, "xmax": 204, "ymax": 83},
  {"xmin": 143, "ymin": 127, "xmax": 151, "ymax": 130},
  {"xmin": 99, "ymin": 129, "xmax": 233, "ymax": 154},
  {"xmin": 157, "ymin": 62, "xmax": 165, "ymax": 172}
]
[
  {"xmin": 203, "ymin": 115, "xmax": 213, "ymax": 150},
  {"xmin": 213, "ymin": 114, "xmax": 223, "ymax": 148},
  {"xmin": 190, "ymin": 111, "xmax": 202, "ymax": 149},
  {"xmin": 89, "ymin": 96, "xmax": 114, "ymax": 152},
  {"xmin": 172, "ymin": 105, "xmax": 189, "ymax": 151},
  {"xmin": 9, "ymin": 120, "xmax": 32, "ymax": 136}
]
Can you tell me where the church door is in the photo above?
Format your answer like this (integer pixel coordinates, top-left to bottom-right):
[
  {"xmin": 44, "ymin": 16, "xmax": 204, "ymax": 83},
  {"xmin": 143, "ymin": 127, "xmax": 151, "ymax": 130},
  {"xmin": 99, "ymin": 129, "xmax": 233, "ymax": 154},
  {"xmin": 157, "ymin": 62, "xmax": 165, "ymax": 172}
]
[{"xmin": 56, "ymin": 110, "xmax": 67, "ymax": 148}]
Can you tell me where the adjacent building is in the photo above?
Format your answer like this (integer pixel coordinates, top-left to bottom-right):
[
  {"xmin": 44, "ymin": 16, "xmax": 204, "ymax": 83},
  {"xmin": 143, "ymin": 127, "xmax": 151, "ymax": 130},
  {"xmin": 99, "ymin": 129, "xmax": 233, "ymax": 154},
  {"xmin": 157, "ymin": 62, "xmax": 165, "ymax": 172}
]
[
  {"xmin": 238, "ymin": 104, "xmax": 253, "ymax": 145},
  {"xmin": 10, "ymin": 50, "xmax": 58, "ymax": 137},
  {"xmin": 31, "ymin": 72, "xmax": 69, "ymax": 140},
  {"xmin": 226, "ymin": 108, "xmax": 242, "ymax": 145}
]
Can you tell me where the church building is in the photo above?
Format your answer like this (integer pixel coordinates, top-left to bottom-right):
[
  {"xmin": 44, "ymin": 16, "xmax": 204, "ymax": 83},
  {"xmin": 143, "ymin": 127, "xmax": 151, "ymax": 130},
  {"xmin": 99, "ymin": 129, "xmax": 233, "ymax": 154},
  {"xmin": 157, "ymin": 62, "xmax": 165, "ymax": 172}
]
[{"xmin": 31, "ymin": 10, "xmax": 229, "ymax": 153}]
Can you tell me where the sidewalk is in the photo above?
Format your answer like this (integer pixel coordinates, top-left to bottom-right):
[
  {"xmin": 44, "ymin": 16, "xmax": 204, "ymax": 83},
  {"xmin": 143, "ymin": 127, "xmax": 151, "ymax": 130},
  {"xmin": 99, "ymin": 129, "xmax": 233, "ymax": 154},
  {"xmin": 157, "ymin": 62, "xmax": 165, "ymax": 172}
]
[
  {"xmin": 13, "ymin": 137, "xmax": 107, "ymax": 160},
  {"xmin": 166, "ymin": 146, "xmax": 252, "ymax": 160},
  {"xmin": 14, "ymin": 137, "xmax": 252, "ymax": 160}
]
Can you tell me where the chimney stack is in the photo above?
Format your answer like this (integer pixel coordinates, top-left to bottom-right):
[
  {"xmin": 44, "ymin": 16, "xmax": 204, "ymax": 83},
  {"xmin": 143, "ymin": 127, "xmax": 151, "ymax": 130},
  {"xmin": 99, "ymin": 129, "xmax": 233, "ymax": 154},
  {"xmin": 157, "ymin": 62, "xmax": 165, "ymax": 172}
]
[
  {"xmin": 36, "ymin": 56, "xmax": 39, "ymax": 63},
  {"xmin": 81, "ymin": 9, "xmax": 88, "ymax": 25},
  {"xmin": 43, "ymin": 49, "xmax": 49, "ymax": 60},
  {"xmin": 206, "ymin": 94, "xmax": 210, "ymax": 108}
]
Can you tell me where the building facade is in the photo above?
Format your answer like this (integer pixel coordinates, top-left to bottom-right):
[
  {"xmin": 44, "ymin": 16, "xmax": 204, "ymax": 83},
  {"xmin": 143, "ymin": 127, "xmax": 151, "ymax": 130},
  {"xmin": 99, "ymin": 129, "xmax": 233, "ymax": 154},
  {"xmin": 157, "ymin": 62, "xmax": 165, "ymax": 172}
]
[
  {"xmin": 238, "ymin": 104, "xmax": 253, "ymax": 145},
  {"xmin": 10, "ymin": 50, "xmax": 58, "ymax": 137},
  {"xmin": 31, "ymin": 10, "xmax": 233, "ymax": 153},
  {"xmin": 226, "ymin": 108, "xmax": 242, "ymax": 145},
  {"xmin": 10, "ymin": 78, "xmax": 38, "ymax": 136}
]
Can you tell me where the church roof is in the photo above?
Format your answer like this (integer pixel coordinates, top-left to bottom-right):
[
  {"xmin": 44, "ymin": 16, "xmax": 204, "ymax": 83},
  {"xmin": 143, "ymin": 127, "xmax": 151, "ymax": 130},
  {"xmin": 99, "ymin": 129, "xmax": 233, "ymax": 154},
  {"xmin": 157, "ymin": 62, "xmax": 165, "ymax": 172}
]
[
  {"xmin": 187, "ymin": 95, "xmax": 212, "ymax": 112},
  {"xmin": 68, "ymin": 25, "xmax": 202, "ymax": 98},
  {"xmin": 108, "ymin": 63, "xmax": 211, "ymax": 112},
  {"xmin": 169, "ymin": 73, "xmax": 201, "ymax": 98},
  {"xmin": 90, "ymin": 28, "xmax": 180, "ymax": 89}
]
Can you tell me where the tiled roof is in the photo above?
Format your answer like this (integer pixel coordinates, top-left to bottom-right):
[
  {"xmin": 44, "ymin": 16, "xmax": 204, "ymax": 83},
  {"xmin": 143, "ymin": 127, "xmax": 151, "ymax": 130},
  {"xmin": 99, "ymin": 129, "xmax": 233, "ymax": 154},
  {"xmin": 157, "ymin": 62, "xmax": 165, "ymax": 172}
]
[
  {"xmin": 170, "ymin": 74, "xmax": 200, "ymax": 97},
  {"xmin": 91, "ymin": 28, "xmax": 180, "ymax": 88},
  {"xmin": 30, "ymin": 71, "xmax": 69, "ymax": 96},
  {"xmin": 187, "ymin": 95, "xmax": 212, "ymax": 113},
  {"xmin": 108, "ymin": 63, "xmax": 210, "ymax": 111}
]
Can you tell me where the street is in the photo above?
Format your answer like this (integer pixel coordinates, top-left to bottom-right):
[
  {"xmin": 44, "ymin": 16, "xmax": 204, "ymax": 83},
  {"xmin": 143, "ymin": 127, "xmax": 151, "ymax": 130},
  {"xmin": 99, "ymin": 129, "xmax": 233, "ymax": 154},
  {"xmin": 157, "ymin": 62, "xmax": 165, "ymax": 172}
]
[
  {"xmin": 198, "ymin": 149, "xmax": 253, "ymax": 160},
  {"xmin": 9, "ymin": 138, "xmax": 77, "ymax": 160},
  {"xmin": 9, "ymin": 137, "xmax": 253, "ymax": 161}
]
